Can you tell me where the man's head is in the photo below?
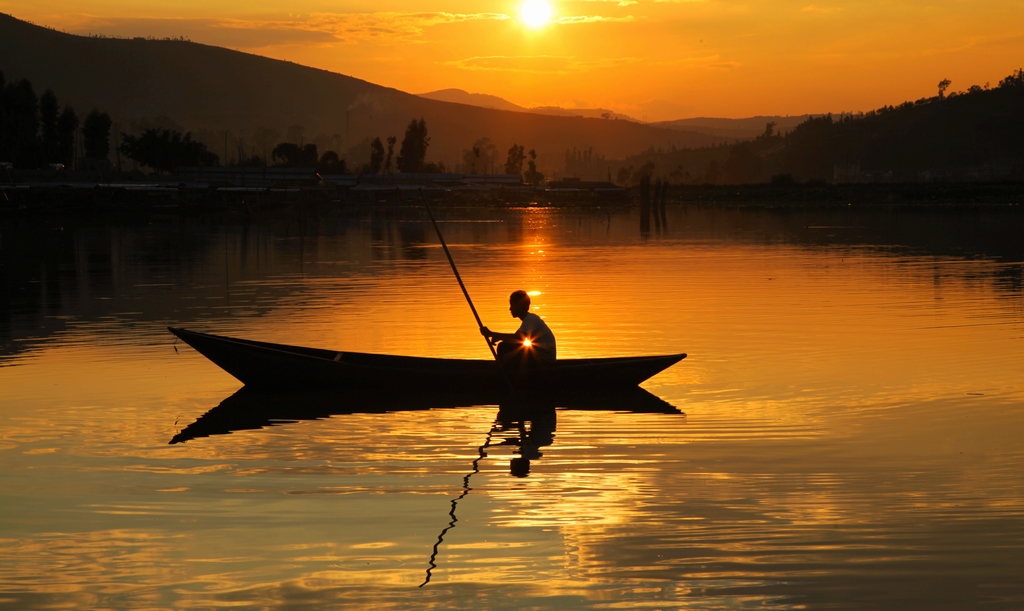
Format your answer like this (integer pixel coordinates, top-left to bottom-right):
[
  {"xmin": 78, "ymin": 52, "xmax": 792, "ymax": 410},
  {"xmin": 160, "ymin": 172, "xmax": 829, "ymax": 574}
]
[{"xmin": 509, "ymin": 290, "xmax": 530, "ymax": 318}]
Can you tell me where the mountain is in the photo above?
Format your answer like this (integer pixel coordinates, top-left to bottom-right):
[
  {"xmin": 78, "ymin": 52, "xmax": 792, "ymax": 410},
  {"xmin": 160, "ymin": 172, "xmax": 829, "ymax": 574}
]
[
  {"xmin": 417, "ymin": 89, "xmax": 528, "ymax": 113},
  {"xmin": 652, "ymin": 116, "xmax": 815, "ymax": 140},
  {"xmin": 419, "ymin": 89, "xmax": 640, "ymax": 122},
  {"xmin": 529, "ymin": 106, "xmax": 638, "ymax": 122},
  {"xmin": 620, "ymin": 74, "xmax": 1024, "ymax": 184},
  {"xmin": 0, "ymin": 13, "xmax": 725, "ymax": 171}
]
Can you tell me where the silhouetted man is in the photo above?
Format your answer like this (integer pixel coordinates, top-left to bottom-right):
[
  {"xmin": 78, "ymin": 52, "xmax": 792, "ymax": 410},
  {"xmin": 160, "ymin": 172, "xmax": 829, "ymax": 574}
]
[{"xmin": 480, "ymin": 290, "xmax": 556, "ymax": 367}]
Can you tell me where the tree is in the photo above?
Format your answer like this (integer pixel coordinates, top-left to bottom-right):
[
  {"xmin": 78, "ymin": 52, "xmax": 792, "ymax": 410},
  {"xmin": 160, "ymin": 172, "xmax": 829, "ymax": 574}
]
[
  {"xmin": 505, "ymin": 143, "xmax": 525, "ymax": 175},
  {"xmin": 523, "ymin": 149, "xmax": 544, "ymax": 185},
  {"xmin": 3, "ymin": 78, "xmax": 40, "ymax": 166},
  {"xmin": 704, "ymin": 160, "xmax": 722, "ymax": 184},
  {"xmin": 385, "ymin": 136, "xmax": 397, "ymax": 173},
  {"xmin": 369, "ymin": 137, "xmax": 385, "ymax": 174},
  {"xmin": 938, "ymin": 78, "xmax": 952, "ymax": 99},
  {"xmin": 56, "ymin": 107, "xmax": 78, "ymax": 165},
  {"xmin": 616, "ymin": 165, "xmax": 633, "ymax": 186},
  {"xmin": 82, "ymin": 109, "xmax": 112, "ymax": 159},
  {"xmin": 301, "ymin": 143, "xmax": 318, "ymax": 166},
  {"xmin": 318, "ymin": 150, "xmax": 346, "ymax": 174},
  {"xmin": 39, "ymin": 90, "xmax": 59, "ymax": 162},
  {"xmin": 998, "ymin": 68, "xmax": 1024, "ymax": 88},
  {"xmin": 253, "ymin": 126, "xmax": 281, "ymax": 162},
  {"xmin": 0, "ymin": 72, "xmax": 5, "ymax": 160},
  {"xmin": 119, "ymin": 129, "xmax": 218, "ymax": 173},
  {"xmin": 396, "ymin": 118, "xmax": 430, "ymax": 173},
  {"xmin": 723, "ymin": 144, "xmax": 761, "ymax": 183},
  {"xmin": 462, "ymin": 137, "xmax": 497, "ymax": 174},
  {"xmin": 632, "ymin": 160, "xmax": 655, "ymax": 186},
  {"xmin": 271, "ymin": 142, "xmax": 303, "ymax": 166}
]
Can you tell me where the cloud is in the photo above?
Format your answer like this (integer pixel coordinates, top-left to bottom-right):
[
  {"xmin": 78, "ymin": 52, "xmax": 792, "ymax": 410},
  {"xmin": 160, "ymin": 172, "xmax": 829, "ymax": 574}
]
[
  {"xmin": 305, "ymin": 12, "xmax": 510, "ymax": 43},
  {"xmin": 65, "ymin": 12, "xmax": 513, "ymax": 49},
  {"xmin": 443, "ymin": 55, "xmax": 641, "ymax": 75},
  {"xmin": 67, "ymin": 17, "xmax": 336, "ymax": 48},
  {"xmin": 555, "ymin": 15, "xmax": 638, "ymax": 24}
]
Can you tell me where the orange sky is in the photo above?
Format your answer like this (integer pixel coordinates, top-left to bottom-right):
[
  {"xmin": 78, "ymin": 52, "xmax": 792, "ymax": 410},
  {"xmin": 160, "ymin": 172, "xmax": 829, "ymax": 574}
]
[{"xmin": 3, "ymin": 0, "xmax": 1023, "ymax": 121}]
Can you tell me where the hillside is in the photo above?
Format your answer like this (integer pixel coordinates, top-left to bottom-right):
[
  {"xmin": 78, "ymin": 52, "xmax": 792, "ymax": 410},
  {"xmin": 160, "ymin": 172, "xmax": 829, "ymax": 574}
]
[
  {"xmin": 652, "ymin": 116, "xmax": 815, "ymax": 140},
  {"xmin": 417, "ymin": 89, "xmax": 527, "ymax": 113},
  {"xmin": 0, "ymin": 13, "xmax": 724, "ymax": 172},
  {"xmin": 617, "ymin": 73, "xmax": 1024, "ymax": 184},
  {"xmin": 418, "ymin": 89, "xmax": 640, "ymax": 122}
]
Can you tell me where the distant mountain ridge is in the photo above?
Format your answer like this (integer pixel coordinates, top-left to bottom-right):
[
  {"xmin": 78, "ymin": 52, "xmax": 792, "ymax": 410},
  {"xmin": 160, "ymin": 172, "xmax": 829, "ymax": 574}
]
[
  {"xmin": 418, "ymin": 89, "xmax": 818, "ymax": 139},
  {"xmin": 417, "ymin": 89, "xmax": 528, "ymax": 113},
  {"xmin": 0, "ymin": 13, "xmax": 727, "ymax": 171},
  {"xmin": 417, "ymin": 89, "xmax": 640, "ymax": 122}
]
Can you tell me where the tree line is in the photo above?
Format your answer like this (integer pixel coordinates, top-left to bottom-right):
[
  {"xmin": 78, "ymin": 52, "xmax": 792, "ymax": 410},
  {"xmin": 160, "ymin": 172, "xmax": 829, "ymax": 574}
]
[
  {"xmin": 345, "ymin": 120, "xmax": 545, "ymax": 182},
  {"xmin": 454, "ymin": 137, "xmax": 544, "ymax": 183},
  {"xmin": 3, "ymin": 77, "xmax": 548, "ymax": 182},
  {"xmin": 615, "ymin": 68, "xmax": 1024, "ymax": 185},
  {"xmin": 0, "ymin": 72, "xmax": 115, "ymax": 168}
]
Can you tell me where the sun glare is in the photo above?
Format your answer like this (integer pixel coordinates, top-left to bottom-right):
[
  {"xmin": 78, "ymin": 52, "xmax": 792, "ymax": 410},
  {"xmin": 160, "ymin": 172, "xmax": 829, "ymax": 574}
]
[{"xmin": 521, "ymin": 0, "xmax": 552, "ymax": 28}]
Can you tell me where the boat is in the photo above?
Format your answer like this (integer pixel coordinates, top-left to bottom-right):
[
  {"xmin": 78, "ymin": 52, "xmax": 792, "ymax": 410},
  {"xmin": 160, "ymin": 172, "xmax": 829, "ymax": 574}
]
[{"xmin": 168, "ymin": 327, "xmax": 686, "ymax": 392}]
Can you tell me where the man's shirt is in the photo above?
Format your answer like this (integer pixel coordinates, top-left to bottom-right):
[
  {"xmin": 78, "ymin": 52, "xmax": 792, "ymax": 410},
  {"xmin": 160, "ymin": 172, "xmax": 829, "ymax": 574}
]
[{"xmin": 516, "ymin": 312, "xmax": 556, "ymax": 362}]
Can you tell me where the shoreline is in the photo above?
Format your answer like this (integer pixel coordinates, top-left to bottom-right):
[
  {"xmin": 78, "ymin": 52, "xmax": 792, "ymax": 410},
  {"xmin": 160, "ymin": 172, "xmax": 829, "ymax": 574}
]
[{"xmin": 2, "ymin": 179, "xmax": 1023, "ymax": 215}]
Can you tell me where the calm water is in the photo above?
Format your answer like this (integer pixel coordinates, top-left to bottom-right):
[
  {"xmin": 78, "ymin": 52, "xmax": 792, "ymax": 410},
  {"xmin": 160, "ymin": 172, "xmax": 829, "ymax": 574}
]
[{"xmin": 1, "ymin": 204, "xmax": 1023, "ymax": 609}]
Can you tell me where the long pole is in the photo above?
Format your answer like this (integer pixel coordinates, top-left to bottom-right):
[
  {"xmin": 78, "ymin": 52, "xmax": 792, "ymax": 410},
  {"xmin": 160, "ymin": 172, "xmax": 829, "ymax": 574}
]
[{"xmin": 424, "ymin": 203, "xmax": 502, "ymax": 364}]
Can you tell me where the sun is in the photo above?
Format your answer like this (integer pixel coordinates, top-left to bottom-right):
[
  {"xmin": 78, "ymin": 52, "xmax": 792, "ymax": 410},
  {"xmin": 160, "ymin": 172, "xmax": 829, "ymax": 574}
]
[{"xmin": 521, "ymin": 0, "xmax": 553, "ymax": 28}]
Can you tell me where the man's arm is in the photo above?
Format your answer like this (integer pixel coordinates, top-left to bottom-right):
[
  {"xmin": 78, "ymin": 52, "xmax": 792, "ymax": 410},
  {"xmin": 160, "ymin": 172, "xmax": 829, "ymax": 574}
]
[{"xmin": 480, "ymin": 327, "xmax": 523, "ymax": 345}]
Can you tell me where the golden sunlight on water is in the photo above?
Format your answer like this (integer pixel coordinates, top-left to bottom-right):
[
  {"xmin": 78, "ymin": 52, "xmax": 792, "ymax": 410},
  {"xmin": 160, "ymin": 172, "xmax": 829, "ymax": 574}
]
[{"xmin": 1, "ymin": 206, "xmax": 1023, "ymax": 609}]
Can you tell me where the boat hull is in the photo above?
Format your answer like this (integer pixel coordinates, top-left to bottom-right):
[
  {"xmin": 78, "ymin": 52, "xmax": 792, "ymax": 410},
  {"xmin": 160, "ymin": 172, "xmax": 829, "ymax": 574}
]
[{"xmin": 168, "ymin": 327, "xmax": 686, "ymax": 391}]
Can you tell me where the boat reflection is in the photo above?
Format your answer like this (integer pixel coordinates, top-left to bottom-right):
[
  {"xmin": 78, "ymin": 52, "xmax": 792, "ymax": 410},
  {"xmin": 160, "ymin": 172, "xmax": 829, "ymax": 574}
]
[
  {"xmin": 171, "ymin": 386, "xmax": 683, "ymax": 588},
  {"xmin": 169, "ymin": 386, "xmax": 682, "ymax": 445},
  {"xmin": 496, "ymin": 402, "xmax": 557, "ymax": 478}
]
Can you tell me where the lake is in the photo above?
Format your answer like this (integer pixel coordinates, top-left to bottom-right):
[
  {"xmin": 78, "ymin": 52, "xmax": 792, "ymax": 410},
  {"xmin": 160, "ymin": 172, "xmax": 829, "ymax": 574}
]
[{"xmin": 2, "ymin": 203, "xmax": 1023, "ymax": 609}]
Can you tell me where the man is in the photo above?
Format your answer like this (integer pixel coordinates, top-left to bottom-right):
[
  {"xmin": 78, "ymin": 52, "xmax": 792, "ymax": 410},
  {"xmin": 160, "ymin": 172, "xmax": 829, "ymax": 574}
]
[{"xmin": 480, "ymin": 290, "xmax": 556, "ymax": 366}]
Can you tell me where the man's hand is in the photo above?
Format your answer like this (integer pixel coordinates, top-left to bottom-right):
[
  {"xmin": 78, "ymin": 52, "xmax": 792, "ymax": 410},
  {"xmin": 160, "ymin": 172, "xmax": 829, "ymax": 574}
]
[{"xmin": 480, "ymin": 326, "xmax": 499, "ymax": 346}]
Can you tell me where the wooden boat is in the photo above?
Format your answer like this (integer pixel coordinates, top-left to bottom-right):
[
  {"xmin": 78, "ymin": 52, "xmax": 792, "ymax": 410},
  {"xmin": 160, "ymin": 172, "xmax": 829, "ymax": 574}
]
[{"xmin": 168, "ymin": 327, "xmax": 686, "ymax": 391}]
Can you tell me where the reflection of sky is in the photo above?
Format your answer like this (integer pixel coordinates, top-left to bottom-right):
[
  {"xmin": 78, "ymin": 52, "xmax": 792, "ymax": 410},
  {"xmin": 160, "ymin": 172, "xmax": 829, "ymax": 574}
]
[{"xmin": 1, "ymin": 207, "xmax": 1023, "ymax": 609}]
